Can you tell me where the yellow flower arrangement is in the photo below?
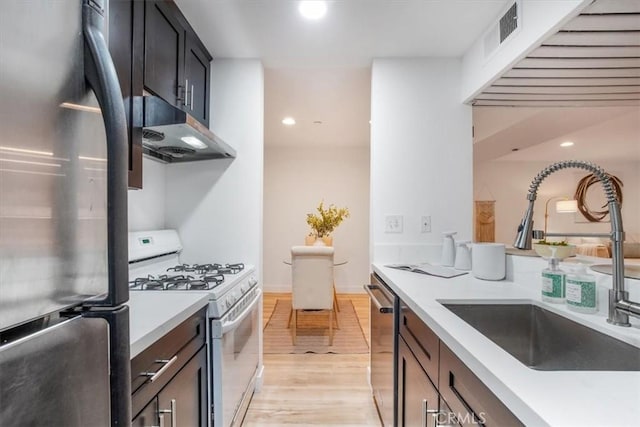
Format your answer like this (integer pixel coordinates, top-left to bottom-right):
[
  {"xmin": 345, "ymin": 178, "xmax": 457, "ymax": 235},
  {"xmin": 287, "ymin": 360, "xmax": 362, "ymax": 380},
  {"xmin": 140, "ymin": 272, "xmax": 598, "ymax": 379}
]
[{"xmin": 306, "ymin": 201, "xmax": 350, "ymax": 238}]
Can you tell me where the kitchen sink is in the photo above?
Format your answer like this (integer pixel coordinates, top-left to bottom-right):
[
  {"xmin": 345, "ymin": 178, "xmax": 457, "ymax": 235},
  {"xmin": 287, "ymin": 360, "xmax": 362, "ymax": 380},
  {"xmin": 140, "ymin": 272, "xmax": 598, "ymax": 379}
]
[{"xmin": 442, "ymin": 303, "xmax": 640, "ymax": 371}]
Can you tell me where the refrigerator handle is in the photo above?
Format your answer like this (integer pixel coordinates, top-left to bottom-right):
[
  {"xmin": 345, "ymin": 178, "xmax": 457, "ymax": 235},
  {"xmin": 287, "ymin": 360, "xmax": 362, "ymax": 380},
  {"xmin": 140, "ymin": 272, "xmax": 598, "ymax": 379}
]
[
  {"xmin": 84, "ymin": 305, "xmax": 132, "ymax": 425},
  {"xmin": 83, "ymin": 0, "xmax": 129, "ymax": 307}
]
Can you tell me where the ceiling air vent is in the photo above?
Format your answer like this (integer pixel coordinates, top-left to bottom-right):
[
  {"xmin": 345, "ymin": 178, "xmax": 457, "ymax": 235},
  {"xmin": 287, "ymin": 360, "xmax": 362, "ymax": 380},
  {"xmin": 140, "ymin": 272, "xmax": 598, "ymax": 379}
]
[
  {"xmin": 500, "ymin": 2, "xmax": 518, "ymax": 43},
  {"xmin": 484, "ymin": 0, "xmax": 521, "ymax": 59}
]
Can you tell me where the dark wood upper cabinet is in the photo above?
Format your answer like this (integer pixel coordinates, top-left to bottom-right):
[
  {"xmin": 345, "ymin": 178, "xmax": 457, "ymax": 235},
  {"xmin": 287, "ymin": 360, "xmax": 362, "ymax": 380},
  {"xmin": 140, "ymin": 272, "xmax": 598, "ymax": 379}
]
[
  {"xmin": 144, "ymin": 1, "xmax": 212, "ymax": 126},
  {"xmin": 109, "ymin": 0, "xmax": 143, "ymax": 189},
  {"xmin": 184, "ymin": 35, "xmax": 210, "ymax": 126},
  {"xmin": 109, "ymin": 0, "xmax": 213, "ymax": 189},
  {"xmin": 144, "ymin": 1, "xmax": 185, "ymax": 107}
]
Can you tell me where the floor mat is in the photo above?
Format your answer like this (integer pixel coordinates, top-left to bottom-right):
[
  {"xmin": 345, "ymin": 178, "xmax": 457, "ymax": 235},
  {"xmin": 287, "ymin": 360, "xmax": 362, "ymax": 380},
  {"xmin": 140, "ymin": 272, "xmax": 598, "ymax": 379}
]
[{"xmin": 263, "ymin": 299, "xmax": 369, "ymax": 354}]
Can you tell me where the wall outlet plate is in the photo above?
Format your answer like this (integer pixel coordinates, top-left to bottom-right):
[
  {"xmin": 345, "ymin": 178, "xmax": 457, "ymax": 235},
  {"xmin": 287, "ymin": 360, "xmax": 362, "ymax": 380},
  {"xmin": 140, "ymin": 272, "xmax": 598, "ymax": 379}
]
[
  {"xmin": 421, "ymin": 215, "xmax": 431, "ymax": 233},
  {"xmin": 385, "ymin": 215, "xmax": 403, "ymax": 233}
]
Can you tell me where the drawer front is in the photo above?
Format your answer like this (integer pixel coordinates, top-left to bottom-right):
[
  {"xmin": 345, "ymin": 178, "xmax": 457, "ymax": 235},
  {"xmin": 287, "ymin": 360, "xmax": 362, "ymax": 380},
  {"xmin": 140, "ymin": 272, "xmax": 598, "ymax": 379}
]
[
  {"xmin": 398, "ymin": 336, "xmax": 440, "ymax": 427},
  {"xmin": 131, "ymin": 308, "xmax": 207, "ymax": 417},
  {"xmin": 439, "ymin": 344, "xmax": 523, "ymax": 427},
  {"xmin": 399, "ymin": 303, "xmax": 439, "ymax": 385}
]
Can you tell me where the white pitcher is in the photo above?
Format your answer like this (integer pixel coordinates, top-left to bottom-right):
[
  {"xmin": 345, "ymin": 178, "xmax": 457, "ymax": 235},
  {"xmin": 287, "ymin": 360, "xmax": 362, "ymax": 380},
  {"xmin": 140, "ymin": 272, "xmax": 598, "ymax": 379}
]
[
  {"xmin": 454, "ymin": 241, "xmax": 471, "ymax": 271},
  {"xmin": 441, "ymin": 231, "xmax": 457, "ymax": 267}
]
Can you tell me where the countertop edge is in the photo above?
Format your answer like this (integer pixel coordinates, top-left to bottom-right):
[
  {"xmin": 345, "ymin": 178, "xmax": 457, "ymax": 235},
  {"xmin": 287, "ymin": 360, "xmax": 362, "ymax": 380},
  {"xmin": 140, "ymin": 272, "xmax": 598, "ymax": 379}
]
[
  {"xmin": 372, "ymin": 263, "xmax": 640, "ymax": 427},
  {"xmin": 128, "ymin": 292, "xmax": 210, "ymax": 359}
]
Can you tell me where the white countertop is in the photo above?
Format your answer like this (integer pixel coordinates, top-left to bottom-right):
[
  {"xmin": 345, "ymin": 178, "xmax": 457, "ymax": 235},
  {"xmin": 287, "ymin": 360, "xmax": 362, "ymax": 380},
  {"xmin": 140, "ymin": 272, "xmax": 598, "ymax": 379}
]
[
  {"xmin": 127, "ymin": 291, "xmax": 210, "ymax": 358},
  {"xmin": 372, "ymin": 259, "xmax": 640, "ymax": 427}
]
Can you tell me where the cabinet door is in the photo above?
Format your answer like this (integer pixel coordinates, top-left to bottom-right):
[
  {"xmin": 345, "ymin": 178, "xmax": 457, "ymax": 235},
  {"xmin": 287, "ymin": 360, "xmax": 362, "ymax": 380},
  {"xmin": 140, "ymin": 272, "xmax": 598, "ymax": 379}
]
[
  {"xmin": 108, "ymin": 0, "xmax": 143, "ymax": 189},
  {"xmin": 132, "ymin": 398, "xmax": 158, "ymax": 427},
  {"xmin": 184, "ymin": 35, "xmax": 211, "ymax": 126},
  {"xmin": 157, "ymin": 346, "xmax": 208, "ymax": 427},
  {"xmin": 399, "ymin": 302, "xmax": 440, "ymax": 385},
  {"xmin": 398, "ymin": 337, "xmax": 440, "ymax": 427},
  {"xmin": 439, "ymin": 344, "xmax": 523, "ymax": 427},
  {"xmin": 144, "ymin": 1, "xmax": 185, "ymax": 107}
]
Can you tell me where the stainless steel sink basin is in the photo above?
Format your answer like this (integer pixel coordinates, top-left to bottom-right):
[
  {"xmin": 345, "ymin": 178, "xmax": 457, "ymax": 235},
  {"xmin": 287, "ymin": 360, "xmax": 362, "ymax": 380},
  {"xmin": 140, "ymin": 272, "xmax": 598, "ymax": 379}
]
[{"xmin": 443, "ymin": 303, "xmax": 640, "ymax": 371}]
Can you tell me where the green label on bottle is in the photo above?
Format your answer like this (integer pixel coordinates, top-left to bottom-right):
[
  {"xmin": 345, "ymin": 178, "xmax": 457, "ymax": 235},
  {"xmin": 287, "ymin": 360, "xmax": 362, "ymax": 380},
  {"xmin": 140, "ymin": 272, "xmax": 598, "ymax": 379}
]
[
  {"xmin": 566, "ymin": 280, "xmax": 596, "ymax": 308},
  {"xmin": 542, "ymin": 273, "xmax": 564, "ymax": 298}
]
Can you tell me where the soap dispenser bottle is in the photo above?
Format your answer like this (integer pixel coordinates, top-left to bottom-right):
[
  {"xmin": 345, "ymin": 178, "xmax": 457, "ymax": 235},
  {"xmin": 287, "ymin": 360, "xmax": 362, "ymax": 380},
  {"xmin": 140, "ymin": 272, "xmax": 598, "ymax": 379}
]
[
  {"xmin": 541, "ymin": 247, "xmax": 565, "ymax": 303},
  {"xmin": 441, "ymin": 231, "xmax": 457, "ymax": 267},
  {"xmin": 454, "ymin": 241, "xmax": 471, "ymax": 271},
  {"xmin": 565, "ymin": 264, "xmax": 598, "ymax": 313}
]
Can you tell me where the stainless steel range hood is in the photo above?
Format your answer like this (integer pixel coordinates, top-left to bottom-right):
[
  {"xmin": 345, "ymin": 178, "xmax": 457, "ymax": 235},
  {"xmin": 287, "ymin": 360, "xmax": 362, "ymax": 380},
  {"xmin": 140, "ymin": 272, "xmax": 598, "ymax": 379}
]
[{"xmin": 142, "ymin": 96, "xmax": 236, "ymax": 162}]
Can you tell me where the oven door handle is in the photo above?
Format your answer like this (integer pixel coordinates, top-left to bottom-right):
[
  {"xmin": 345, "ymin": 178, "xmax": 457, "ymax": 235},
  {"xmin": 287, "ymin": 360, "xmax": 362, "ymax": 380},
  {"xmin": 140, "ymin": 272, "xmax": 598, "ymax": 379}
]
[{"xmin": 221, "ymin": 288, "xmax": 262, "ymax": 334}]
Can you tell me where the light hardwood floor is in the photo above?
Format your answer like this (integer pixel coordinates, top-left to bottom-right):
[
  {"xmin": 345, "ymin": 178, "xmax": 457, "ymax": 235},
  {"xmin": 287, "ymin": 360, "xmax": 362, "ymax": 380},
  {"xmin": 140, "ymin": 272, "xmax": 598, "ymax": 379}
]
[{"xmin": 243, "ymin": 293, "xmax": 381, "ymax": 426}]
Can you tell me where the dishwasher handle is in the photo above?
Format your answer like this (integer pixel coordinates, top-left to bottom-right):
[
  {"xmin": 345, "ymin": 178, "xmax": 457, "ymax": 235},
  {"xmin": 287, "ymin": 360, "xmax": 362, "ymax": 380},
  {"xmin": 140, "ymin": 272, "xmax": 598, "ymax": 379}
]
[{"xmin": 364, "ymin": 284, "xmax": 394, "ymax": 313}]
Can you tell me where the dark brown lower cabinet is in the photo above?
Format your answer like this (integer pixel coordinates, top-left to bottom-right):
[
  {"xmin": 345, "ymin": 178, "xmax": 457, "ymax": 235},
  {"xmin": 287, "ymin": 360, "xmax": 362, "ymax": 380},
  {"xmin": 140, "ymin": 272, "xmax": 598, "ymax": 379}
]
[
  {"xmin": 397, "ymin": 336, "xmax": 439, "ymax": 427},
  {"xmin": 131, "ymin": 309, "xmax": 208, "ymax": 426},
  {"xmin": 132, "ymin": 346, "xmax": 207, "ymax": 427},
  {"xmin": 439, "ymin": 344, "xmax": 523, "ymax": 427},
  {"xmin": 395, "ymin": 297, "xmax": 524, "ymax": 427},
  {"xmin": 160, "ymin": 346, "xmax": 207, "ymax": 427}
]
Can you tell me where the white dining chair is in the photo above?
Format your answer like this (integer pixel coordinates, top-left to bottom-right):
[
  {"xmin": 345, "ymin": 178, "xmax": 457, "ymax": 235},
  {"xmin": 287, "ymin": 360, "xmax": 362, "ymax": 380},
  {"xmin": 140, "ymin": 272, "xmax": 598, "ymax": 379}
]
[{"xmin": 289, "ymin": 246, "xmax": 336, "ymax": 345}]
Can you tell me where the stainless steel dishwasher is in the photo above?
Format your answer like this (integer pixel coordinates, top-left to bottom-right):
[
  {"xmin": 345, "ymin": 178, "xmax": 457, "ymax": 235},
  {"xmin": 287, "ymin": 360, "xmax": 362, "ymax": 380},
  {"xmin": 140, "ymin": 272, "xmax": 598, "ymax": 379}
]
[{"xmin": 365, "ymin": 273, "xmax": 398, "ymax": 427}]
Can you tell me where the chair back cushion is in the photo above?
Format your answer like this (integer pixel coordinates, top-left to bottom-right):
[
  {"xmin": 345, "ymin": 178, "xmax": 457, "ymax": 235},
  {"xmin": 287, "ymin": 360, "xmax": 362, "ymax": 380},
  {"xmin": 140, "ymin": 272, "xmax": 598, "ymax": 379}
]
[{"xmin": 291, "ymin": 246, "xmax": 334, "ymax": 310}]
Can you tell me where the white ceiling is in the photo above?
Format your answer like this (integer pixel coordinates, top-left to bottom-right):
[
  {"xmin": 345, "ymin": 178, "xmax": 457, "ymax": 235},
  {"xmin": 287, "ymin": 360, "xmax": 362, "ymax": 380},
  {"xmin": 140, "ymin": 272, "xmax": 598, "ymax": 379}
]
[
  {"xmin": 174, "ymin": 0, "xmax": 640, "ymax": 158},
  {"xmin": 265, "ymin": 67, "xmax": 371, "ymax": 148},
  {"xmin": 473, "ymin": 106, "xmax": 640, "ymax": 162},
  {"xmin": 176, "ymin": 0, "xmax": 510, "ymax": 68},
  {"xmin": 175, "ymin": 0, "xmax": 510, "ymax": 147}
]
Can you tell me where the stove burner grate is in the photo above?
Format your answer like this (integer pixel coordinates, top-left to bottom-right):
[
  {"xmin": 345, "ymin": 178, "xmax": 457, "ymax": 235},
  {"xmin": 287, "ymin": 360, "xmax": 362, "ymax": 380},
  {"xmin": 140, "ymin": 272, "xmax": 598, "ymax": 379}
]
[
  {"xmin": 217, "ymin": 263, "xmax": 245, "ymax": 274},
  {"xmin": 162, "ymin": 275, "xmax": 193, "ymax": 290},
  {"xmin": 130, "ymin": 262, "xmax": 246, "ymax": 291},
  {"xmin": 167, "ymin": 264, "xmax": 196, "ymax": 273},
  {"xmin": 130, "ymin": 275, "xmax": 165, "ymax": 290}
]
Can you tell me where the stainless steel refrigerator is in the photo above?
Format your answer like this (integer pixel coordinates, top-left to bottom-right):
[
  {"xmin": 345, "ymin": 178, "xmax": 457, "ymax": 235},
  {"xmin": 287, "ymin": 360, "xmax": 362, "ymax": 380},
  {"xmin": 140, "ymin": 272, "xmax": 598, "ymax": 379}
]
[{"xmin": 0, "ymin": 0, "xmax": 131, "ymax": 425}]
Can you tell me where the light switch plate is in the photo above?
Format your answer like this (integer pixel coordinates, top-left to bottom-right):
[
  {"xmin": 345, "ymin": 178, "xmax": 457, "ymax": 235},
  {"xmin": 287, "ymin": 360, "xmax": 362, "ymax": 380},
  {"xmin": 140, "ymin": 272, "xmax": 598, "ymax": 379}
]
[{"xmin": 385, "ymin": 215, "xmax": 403, "ymax": 233}]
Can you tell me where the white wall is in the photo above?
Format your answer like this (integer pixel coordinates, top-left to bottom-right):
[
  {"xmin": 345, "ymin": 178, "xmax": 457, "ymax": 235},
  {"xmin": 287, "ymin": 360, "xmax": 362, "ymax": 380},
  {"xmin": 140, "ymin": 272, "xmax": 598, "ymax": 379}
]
[
  {"xmin": 128, "ymin": 157, "xmax": 166, "ymax": 231},
  {"xmin": 165, "ymin": 60, "xmax": 264, "ymax": 274},
  {"xmin": 370, "ymin": 58, "xmax": 473, "ymax": 264},
  {"xmin": 263, "ymin": 146, "xmax": 370, "ymax": 293},
  {"xmin": 475, "ymin": 160, "xmax": 640, "ymax": 244},
  {"xmin": 460, "ymin": 0, "xmax": 588, "ymax": 102}
]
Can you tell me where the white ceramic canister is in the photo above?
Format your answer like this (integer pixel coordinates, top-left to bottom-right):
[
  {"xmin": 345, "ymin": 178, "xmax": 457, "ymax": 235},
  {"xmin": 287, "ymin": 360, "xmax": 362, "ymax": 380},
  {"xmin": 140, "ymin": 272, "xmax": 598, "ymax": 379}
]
[{"xmin": 471, "ymin": 243, "xmax": 506, "ymax": 280}]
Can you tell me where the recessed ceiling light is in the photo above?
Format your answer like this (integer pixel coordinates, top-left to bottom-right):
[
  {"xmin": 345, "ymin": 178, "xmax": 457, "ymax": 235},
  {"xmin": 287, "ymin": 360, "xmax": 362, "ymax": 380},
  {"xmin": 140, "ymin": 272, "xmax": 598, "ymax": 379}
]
[
  {"xmin": 299, "ymin": 1, "xmax": 327, "ymax": 20},
  {"xmin": 282, "ymin": 117, "xmax": 296, "ymax": 126},
  {"xmin": 560, "ymin": 141, "xmax": 574, "ymax": 147}
]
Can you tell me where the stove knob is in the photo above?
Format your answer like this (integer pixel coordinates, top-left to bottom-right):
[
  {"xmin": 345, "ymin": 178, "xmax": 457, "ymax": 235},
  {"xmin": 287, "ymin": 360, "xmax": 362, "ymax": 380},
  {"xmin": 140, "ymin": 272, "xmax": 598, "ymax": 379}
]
[
  {"xmin": 249, "ymin": 277, "xmax": 257, "ymax": 286},
  {"xmin": 240, "ymin": 284, "xmax": 248, "ymax": 293},
  {"xmin": 225, "ymin": 299, "xmax": 232, "ymax": 309}
]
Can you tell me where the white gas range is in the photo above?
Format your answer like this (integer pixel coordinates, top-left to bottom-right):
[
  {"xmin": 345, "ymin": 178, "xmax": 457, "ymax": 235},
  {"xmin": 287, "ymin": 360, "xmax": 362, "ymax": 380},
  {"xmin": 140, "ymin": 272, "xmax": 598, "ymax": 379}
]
[{"xmin": 128, "ymin": 230, "xmax": 261, "ymax": 427}]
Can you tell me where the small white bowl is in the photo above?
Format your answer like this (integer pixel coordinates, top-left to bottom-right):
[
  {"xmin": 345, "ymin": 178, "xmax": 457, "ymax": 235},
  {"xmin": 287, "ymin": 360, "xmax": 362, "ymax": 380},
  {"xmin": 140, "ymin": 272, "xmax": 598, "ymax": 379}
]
[{"xmin": 533, "ymin": 243, "xmax": 577, "ymax": 259}]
